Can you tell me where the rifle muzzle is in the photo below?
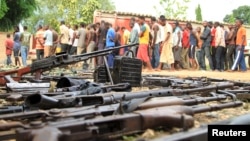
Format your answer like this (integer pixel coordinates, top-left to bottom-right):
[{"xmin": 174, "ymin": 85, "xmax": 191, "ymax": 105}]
[{"xmin": 25, "ymin": 94, "xmax": 59, "ymax": 109}]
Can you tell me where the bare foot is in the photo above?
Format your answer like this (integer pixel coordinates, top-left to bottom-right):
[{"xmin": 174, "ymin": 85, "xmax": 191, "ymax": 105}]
[
  {"xmin": 144, "ymin": 69, "xmax": 154, "ymax": 72},
  {"xmin": 169, "ymin": 69, "xmax": 175, "ymax": 72},
  {"xmin": 155, "ymin": 68, "xmax": 162, "ymax": 71}
]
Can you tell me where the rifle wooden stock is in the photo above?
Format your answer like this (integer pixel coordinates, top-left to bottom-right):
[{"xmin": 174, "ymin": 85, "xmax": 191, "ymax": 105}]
[{"xmin": 1, "ymin": 101, "xmax": 242, "ymax": 141}]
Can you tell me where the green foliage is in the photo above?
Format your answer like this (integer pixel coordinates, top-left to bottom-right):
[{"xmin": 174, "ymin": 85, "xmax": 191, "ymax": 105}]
[
  {"xmin": 80, "ymin": 0, "xmax": 101, "ymax": 24},
  {"xmin": 122, "ymin": 136, "xmax": 137, "ymax": 141},
  {"xmin": 0, "ymin": 0, "xmax": 37, "ymax": 31},
  {"xmin": 25, "ymin": 0, "xmax": 115, "ymax": 33},
  {"xmin": 0, "ymin": 0, "xmax": 8, "ymax": 19},
  {"xmin": 155, "ymin": 0, "xmax": 190, "ymax": 20},
  {"xmin": 195, "ymin": 4, "xmax": 202, "ymax": 21},
  {"xmin": 99, "ymin": 0, "xmax": 116, "ymax": 11},
  {"xmin": 224, "ymin": 14, "xmax": 236, "ymax": 24},
  {"xmin": 223, "ymin": 5, "xmax": 250, "ymax": 25}
]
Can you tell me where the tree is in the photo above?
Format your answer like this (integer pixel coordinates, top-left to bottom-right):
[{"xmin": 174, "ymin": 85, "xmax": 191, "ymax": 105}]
[
  {"xmin": 155, "ymin": 0, "xmax": 190, "ymax": 20},
  {"xmin": 0, "ymin": 0, "xmax": 37, "ymax": 31},
  {"xmin": 223, "ymin": 14, "xmax": 235, "ymax": 24},
  {"xmin": 223, "ymin": 5, "xmax": 250, "ymax": 24},
  {"xmin": 99, "ymin": 0, "xmax": 116, "ymax": 11},
  {"xmin": 25, "ymin": 0, "xmax": 115, "ymax": 33},
  {"xmin": 195, "ymin": 4, "xmax": 202, "ymax": 21},
  {"xmin": 0, "ymin": 0, "xmax": 8, "ymax": 19},
  {"xmin": 80, "ymin": 0, "xmax": 101, "ymax": 24}
]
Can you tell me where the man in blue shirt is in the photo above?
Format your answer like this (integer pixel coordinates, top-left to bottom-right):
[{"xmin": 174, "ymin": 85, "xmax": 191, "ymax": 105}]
[{"xmin": 105, "ymin": 22, "xmax": 116, "ymax": 68}]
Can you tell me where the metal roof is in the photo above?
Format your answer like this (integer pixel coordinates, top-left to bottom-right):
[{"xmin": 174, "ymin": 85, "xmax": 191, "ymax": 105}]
[{"xmin": 95, "ymin": 10, "xmax": 250, "ymax": 28}]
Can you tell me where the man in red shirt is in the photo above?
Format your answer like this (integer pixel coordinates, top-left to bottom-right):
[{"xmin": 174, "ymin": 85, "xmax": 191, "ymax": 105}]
[
  {"xmin": 210, "ymin": 22, "xmax": 217, "ymax": 69},
  {"xmin": 181, "ymin": 25, "xmax": 190, "ymax": 69},
  {"xmin": 5, "ymin": 34, "xmax": 14, "ymax": 65}
]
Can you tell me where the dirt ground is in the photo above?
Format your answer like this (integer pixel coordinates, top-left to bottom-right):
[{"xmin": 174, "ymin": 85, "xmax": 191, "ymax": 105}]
[
  {"xmin": 125, "ymin": 70, "xmax": 250, "ymax": 141},
  {"xmin": 142, "ymin": 70, "xmax": 250, "ymax": 81},
  {"xmin": 0, "ymin": 62, "xmax": 250, "ymax": 141}
]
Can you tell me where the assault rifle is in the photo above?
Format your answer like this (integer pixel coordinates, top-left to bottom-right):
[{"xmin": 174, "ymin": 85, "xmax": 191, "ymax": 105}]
[
  {"xmin": 0, "ymin": 43, "xmax": 138, "ymax": 85},
  {"xmin": 142, "ymin": 76, "xmax": 209, "ymax": 88},
  {"xmin": 0, "ymin": 95, "xmax": 227, "ymax": 117},
  {"xmin": 24, "ymin": 83, "xmax": 234, "ymax": 109},
  {"xmin": 0, "ymin": 101, "xmax": 242, "ymax": 141}
]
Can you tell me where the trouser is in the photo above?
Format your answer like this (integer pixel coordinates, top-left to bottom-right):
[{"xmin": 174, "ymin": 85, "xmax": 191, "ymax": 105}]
[
  {"xmin": 70, "ymin": 46, "xmax": 77, "ymax": 55},
  {"xmin": 211, "ymin": 47, "xmax": 217, "ymax": 69},
  {"xmin": 180, "ymin": 47, "xmax": 189, "ymax": 69},
  {"xmin": 196, "ymin": 49, "xmax": 203, "ymax": 68},
  {"xmin": 224, "ymin": 47, "xmax": 228, "ymax": 70},
  {"xmin": 97, "ymin": 43, "xmax": 105, "ymax": 66},
  {"xmin": 61, "ymin": 43, "xmax": 68, "ymax": 53},
  {"xmin": 86, "ymin": 41, "xmax": 96, "ymax": 70},
  {"xmin": 68, "ymin": 45, "xmax": 72, "ymax": 54},
  {"xmin": 106, "ymin": 46, "xmax": 115, "ymax": 68},
  {"xmin": 231, "ymin": 46, "xmax": 247, "ymax": 71},
  {"xmin": 226, "ymin": 44, "xmax": 236, "ymax": 70},
  {"xmin": 44, "ymin": 45, "xmax": 52, "ymax": 58},
  {"xmin": 151, "ymin": 43, "xmax": 160, "ymax": 68},
  {"xmin": 128, "ymin": 45, "xmax": 138, "ymax": 58},
  {"xmin": 201, "ymin": 46, "xmax": 214, "ymax": 70},
  {"xmin": 21, "ymin": 46, "xmax": 28, "ymax": 66},
  {"xmin": 51, "ymin": 43, "xmax": 57, "ymax": 55},
  {"xmin": 114, "ymin": 42, "xmax": 120, "ymax": 56},
  {"xmin": 215, "ymin": 46, "xmax": 225, "ymax": 71},
  {"xmin": 6, "ymin": 55, "xmax": 12, "ymax": 65},
  {"xmin": 36, "ymin": 49, "xmax": 44, "ymax": 60},
  {"xmin": 77, "ymin": 46, "xmax": 86, "ymax": 55}
]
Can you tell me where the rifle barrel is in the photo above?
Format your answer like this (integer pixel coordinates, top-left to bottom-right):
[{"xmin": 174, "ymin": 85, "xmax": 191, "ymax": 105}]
[
  {"xmin": 71, "ymin": 43, "xmax": 138, "ymax": 58},
  {"xmin": 81, "ymin": 83, "xmax": 234, "ymax": 106},
  {"xmin": 193, "ymin": 101, "xmax": 242, "ymax": 114}
]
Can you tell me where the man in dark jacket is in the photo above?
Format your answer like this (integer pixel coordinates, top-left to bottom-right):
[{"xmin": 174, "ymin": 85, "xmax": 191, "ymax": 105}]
[{"xmin": 200, "ymin": 21, "xmax": 214, "ymax": 71}]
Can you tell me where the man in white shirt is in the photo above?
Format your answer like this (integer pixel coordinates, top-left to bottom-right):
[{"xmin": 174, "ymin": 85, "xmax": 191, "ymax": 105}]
[
  {"xmin": 156, "ymin": 15, "xmax": 175, "ymax": 71},
  {"xmin": 67, "ymin": 24, "xmax": 74, "ymax": 54},
  {"xmin": 214, "ymin": 22, "xmax": 226, "ymax": 71},
  {"xmin": 43, "ymin": 25, "xmax": 53, "ymax": 57},
  {"xmin": 150, "ymin": 17, "xmax": 161, "ymax": 69},
  {"xmin": 59, "ymin": 21, "xmax": 69, "ymax": 53},
  {"xmin": 131, "ymin": 17, "xmax": 140, "ymax": 34}
]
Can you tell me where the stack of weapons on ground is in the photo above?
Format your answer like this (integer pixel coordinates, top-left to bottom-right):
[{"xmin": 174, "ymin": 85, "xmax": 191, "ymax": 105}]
[{"xmin": 0, "ymin": 45, "xmax": 249, "ymax": 141}]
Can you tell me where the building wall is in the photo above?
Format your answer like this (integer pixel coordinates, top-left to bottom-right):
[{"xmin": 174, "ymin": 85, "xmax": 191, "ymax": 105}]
[
  {"xmin": 0, "ymin": 32, "xmax": 36, "ymax": 64},
  {"xmin": 94, "ymin": 11, "xmax": 250, "ymax": 40},
  {"xmin": 0, "ymin": 32, "xmax": 9, "ymax": 63}
]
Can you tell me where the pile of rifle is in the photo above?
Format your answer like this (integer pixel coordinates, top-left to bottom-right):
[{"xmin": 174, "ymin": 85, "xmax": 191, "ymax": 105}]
[{"xmin": 0, "ymin": 75, "xmax": 249, "ymax": 141}]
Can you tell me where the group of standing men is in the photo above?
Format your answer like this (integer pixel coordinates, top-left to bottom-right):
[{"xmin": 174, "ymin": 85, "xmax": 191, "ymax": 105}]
[
  {"xmin": 35, "ymin": 21, "xmax": 132, "ymax": 70},
  {"xmin": 134, "ymin": 15, "xmax": 200, "ymax": 72},
  {"xmin": 33, "ymin": 17, "xmax": 249, "ymax": 72},
  {"xmin": 5, "ymin": 17, "xmax": 247, "ymax": 73},
  {"xmin": 197, "ymin": 20, "xmax": 247, "ymax": 72},
  {"xmin": 131, "ymin": 16, "xmax": 247, "ymax": 72},
  {"xmin": 5, "ymin": 26, "xmax": 32, "ymax": 66}
]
